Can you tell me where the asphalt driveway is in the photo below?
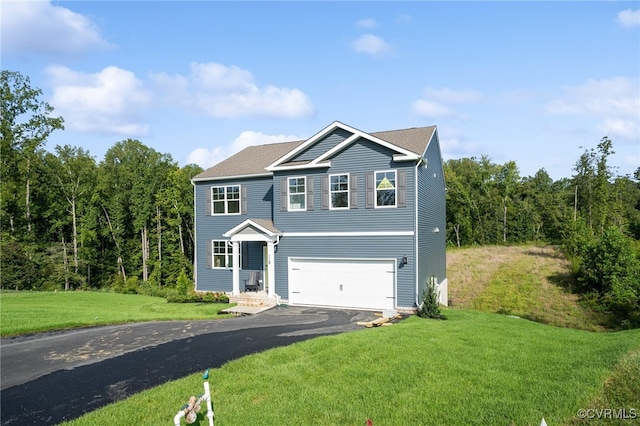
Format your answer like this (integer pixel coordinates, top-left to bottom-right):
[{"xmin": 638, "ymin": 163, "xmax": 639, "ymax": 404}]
[{"xmin": 0, "ymin": 306, "xmax": 375, "ymax": 425}]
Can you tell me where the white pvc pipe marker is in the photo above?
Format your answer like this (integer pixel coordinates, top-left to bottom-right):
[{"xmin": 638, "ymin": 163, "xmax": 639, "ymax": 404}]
[{"xmin": 173, "ymin": 371, "xmax": 214, "ymax": 426}]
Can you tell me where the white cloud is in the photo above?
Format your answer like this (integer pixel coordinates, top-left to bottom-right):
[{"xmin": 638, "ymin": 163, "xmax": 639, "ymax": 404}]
[
  {"xmin": 546, "ymin": 77, "xmax": 640, "ymax": 141},
  {"xmin": 1, "ymin": 0, "xmax": 111, "ymax": 57},
  {"xmin": 45, "ymin": 65, "xmax": 151, "ymax": 136},
  {"xmin": 617, "ymin": 9, "xmax": 640, "ymax": 28},
  {"xmin": 151, "ymin": 62, "xmax": 314, "ymax": 118},
  {"xmin": 351, "ymin": 34, "xmax": 392, "ymax": 57},
  {"xmin": 437, "ymin": 127, "xmax": 480, "ymax": 160},
  {"xmin": 412, "ymin": 87, "xmax": 483, "ymax": 118},
  {"xmin": 187, "ymin": 131, "xmax": 301, "ymax": 168},
  {"xmin": 356, "ymin": 18, "xmax": 377, "ymax": 28},
  {"xmin": 411, "ymin": 100, "xmax": 453, "ymax": 118}
]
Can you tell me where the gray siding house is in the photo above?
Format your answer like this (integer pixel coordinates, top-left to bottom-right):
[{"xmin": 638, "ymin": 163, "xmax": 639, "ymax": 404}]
[{"xmin": 192, "ymin": 121, "xmax": 447, "ymax": 311}]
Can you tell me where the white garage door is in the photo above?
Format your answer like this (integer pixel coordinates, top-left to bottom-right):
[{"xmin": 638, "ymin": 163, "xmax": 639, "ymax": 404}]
[{"xmin": 288, "ymin": 258, "xmax": 396, "ymax": 310}]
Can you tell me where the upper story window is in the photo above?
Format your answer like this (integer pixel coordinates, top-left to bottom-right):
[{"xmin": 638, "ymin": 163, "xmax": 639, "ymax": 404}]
[
  {"xmin": 212, "ymin": 185, "xmax": 240, "ymax": 215},
  {"xmin": 375, "ymin": 170, "xmax": 396, "ymax": 207},
  {"xmin": 330, "ymin": 174, "xmax": 349, "ymax": 209},
  {"xmin": 288, "ymin": 177, "xmax": 306, "ymax": 211}
]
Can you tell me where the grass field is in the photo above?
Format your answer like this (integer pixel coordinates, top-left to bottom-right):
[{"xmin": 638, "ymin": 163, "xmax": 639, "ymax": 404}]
[
  {"xmin": 446, "ymin": 245, "xmax": 608, "ymax": 331},
  {"xmin": 0, "ymin": 291, "xmax": 234, "ymax": 337},
  {"xmin": 60, "ymin": 309, "xmax": 640, "ymax": 426},
  {"xmin": 3, "ymin": 245, "xmax": 638, "ymax": 425}
]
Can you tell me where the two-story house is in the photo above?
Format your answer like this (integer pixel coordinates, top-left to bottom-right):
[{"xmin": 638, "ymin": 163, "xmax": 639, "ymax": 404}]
[{"xmin": 191, "ymin": 121, "xmax": 447, "ymax": 311}]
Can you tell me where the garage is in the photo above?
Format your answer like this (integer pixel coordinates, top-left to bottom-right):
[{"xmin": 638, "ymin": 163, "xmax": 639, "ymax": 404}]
[{"xmin": 288, "ymin": 258, "xmax": 396, "ymax": 310}]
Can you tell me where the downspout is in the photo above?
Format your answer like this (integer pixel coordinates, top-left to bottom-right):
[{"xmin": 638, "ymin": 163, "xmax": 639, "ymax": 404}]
[
  {"xmin": 191, "ymin": 180, "xmax": 198, "ymax": 291},
  {"xmin": 415, "ymin": 160, "xmax": 421, "ymax": 307}
]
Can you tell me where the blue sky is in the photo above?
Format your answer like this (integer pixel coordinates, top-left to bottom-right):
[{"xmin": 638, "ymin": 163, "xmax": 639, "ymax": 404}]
[{"xmin": 2, "ymin": 1, "xmax": 639, "ymax": 180}]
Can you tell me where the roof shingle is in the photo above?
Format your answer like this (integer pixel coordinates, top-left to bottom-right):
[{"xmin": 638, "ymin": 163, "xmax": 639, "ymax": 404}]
[{"xmin": 192, "ymin": 124, "xmax": 436, "ymax": 181}]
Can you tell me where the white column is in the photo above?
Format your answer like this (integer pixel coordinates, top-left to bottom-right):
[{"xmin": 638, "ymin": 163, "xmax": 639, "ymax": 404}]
[
  {"xmin": 267, "ymin": 240, "xmax": 275, "ymax": 298},
  {"xmin": 232, "ymin": 241, "xmax": 240, "ymax": 295}
]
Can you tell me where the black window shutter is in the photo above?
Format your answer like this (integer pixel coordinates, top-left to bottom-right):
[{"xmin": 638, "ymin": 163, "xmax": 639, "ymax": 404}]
[
  {"xmin": 306, "ymin": 177, "xmax": 314, "ymax": 211},
  {"xmin": 205, "ymin": 186, "xmax": 211, "ymax": 215},
  {"xmin": 321, "ymin": 176, "xmax": 329, "ymax": 210},
  {"xmin": 206, "ymin": 240, "xmax": 212, "ymax": 268},
  {"xmin": 280, "ymin": 177, "xmax": 288, "ymax": 211},
  {"xmin": 366, "ymin": 173, "xmax": 374, "ymax": 209},
  {"xmin": 398, "ymin": 170, "xmax": 407, "ymax": 208},
  {"xmin": 350, "ymin": 174, "xmax": 358, "ymax": 209}
]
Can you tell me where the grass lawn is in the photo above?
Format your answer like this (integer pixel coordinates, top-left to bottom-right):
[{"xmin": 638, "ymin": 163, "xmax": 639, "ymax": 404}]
[
  {"xmin": 0, "ymin": 291, "xmax": 234, "ymax": 337},
  {"xmin": 447, "ymin": 245, "xmax": 607, "ymax": 331},
  {"xmin": 61, "ymin": 309, "xmax": 640, "ymax": 426}
]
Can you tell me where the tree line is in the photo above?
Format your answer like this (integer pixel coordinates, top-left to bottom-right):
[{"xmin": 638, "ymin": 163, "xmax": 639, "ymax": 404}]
[
  {"xmin": 1, "ymin": 70, "xmax": 639, "ymax": 322},
  {"xmin": 1, "ymin": 70, "xmax": 201, "ymax": 294}
]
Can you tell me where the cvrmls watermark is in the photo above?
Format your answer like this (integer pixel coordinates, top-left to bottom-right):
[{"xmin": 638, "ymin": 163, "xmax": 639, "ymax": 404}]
[{"xmin": 577, "ymin": 408, "xmax": 637, "ymax": 420}]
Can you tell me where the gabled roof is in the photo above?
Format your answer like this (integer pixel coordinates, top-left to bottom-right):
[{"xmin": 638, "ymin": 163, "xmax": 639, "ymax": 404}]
[
  {"xmin": 223, "ymin": 218, "xmax": 281, "ymax": 238},
  {"xmin": 192, "ymin": 122, "xmax": 436, "ymax": 181}
]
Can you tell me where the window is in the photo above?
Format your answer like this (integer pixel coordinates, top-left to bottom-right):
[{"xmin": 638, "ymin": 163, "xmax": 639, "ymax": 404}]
[
  {"xmin": 288, "ymin": 177, "xmax": 306, "ymax": 211},
  {"xmin": 212, "ymin": 186, "xmax": 240, "ymax": 215},
  {"xmin": 375, "ymin": 170, "xmax": 396, "ymax": 207},
  {"xmin": 212, "ymin": 241, "xmax": 233, "ymax": 268},
  {"xmin": 330, "ymin": 174, "xmax": 349, "ymax": 209}
]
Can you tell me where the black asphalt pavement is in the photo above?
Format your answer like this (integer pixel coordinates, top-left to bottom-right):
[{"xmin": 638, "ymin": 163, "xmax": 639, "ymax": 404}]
[{"xmin": 0, "ymin": 306, "xmax": 375, "ymax": 425}]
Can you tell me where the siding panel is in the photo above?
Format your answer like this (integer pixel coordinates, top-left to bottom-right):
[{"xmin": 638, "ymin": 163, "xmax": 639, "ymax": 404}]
[
  {"xmin": 194, "ymin": 177, "xmax": 274, "ymax": 292},
  {"xmin": 417, "ymin": 132, "xmax": 447, "ymax": 304},
  {"xmin": 273, "ymin": 139, "xmax": 416, "ymax": 233},
  {"xmin": 290, "ymin": 128, "xmax": 352, "ymax": 162}
]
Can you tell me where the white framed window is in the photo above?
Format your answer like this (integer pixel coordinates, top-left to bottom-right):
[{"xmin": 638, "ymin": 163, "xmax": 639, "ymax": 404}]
[
  {"xmin": 375, "ymin": 170, "xmax": 396, "ymax": 208},
  {"xmin": 211, "ymin": 185, "xmax": 240, "ymax": 215},
  {"xmin": 288, "ymin": 177, "xmax": 306, "ymax": 211},
  {"xmin": 211, "ymin": 240, "xmax": 242, "ymax": 269},
  {"xmin": 330, "ymin": 173, "xmax": 349, "ymax": 209}
]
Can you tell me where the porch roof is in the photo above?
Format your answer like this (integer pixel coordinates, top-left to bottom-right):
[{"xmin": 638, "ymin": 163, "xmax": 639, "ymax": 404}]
[{"xmin": 223, "ymin": 218, "xmax": 282, "ymax": 240}]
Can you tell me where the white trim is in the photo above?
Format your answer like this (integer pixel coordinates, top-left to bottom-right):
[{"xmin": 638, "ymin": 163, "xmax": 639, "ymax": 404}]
[
  {"xmin": 313, "ymin": 133, "xmax": 360, "ymax": 164},
  {"xmin": 283, "ymin": 231, "xmax": 414, "ymax": 237},
  {"xmin": 393, "ymin": 153, "xmax": 421, "ymax": 162},
  {"xmin": 287, "ymin": 176, "xmax": 307, "ymax": 211},
  {"xmin": 290, "ymin": 256, "xmax": 398, "ymax": 261},
  {"xmin": 211, "ymin": 185, "xmax": 241, "ymax": 216},
  {"xmin": 374, "ymin": 169, "xmax": 397, "ymax": 208},
  {"xmin": 192, "ymin": 181, "xmax": 198, "ymax": 290},
  {"xmin": 267, "ymin": 161, "xmax": 331, "ymax": 172},
  {"xmin": 211, "ymin": 240, "xmax": 236, "ymax": 269},
  {"xmin": 329, "ymin": 172, "xmax": 350, "ymax": 210},
  {"xmin": 231, "ymin": 242, "xmax": 240, "ymax": 295},
  {"xmin": 414, "ymin": 162, "xmax": 420, "ymax": 305},
  {"xmin": 223, "ymin": 219, "xmax": 281, "ymax": 238},
  {"xmin": 266, "ymin": 121, "xmax": 420, "ymax": 171},
  {"xmin": 266, "ymin": 121, "xmax": 342, "ymax": 170},
  {"xmin": 191, "ymin": 172, "xmax": 272, "ymax": 182}
]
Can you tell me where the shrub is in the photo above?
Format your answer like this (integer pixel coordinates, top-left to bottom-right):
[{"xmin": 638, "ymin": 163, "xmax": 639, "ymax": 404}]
[
  {"xmin": 417, "ymin": 279, "xmax": 446, "ymax": 320},
  {"xmin": 579, "ymin": 227, "xmax": 639, "ymax": 294},
  {"xmin": 166, "ymin": 291, "xmax": 229, "ymax": 304},
  {"xmin": 578, "ymin": 227, "xmax": 640, "ymax": 326},
  {"xmin": 175, "ymin": 270, "xmax": 191, "ymax": 295}
]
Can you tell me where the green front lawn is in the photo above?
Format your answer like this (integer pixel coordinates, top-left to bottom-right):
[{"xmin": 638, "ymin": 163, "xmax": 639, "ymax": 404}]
[
  {"xmin": 0, "ymin": 291, "xmax": 234, "ymax": 337},
  {"xmin": 62, "ymin": 309, "xmax": 640, "ymax": 426}
]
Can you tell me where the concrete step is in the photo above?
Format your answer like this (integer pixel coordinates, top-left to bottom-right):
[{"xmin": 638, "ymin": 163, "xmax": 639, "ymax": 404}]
[{"xmin": 229, "ymin": 292, "xmax": 277, "ymax": 309}]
